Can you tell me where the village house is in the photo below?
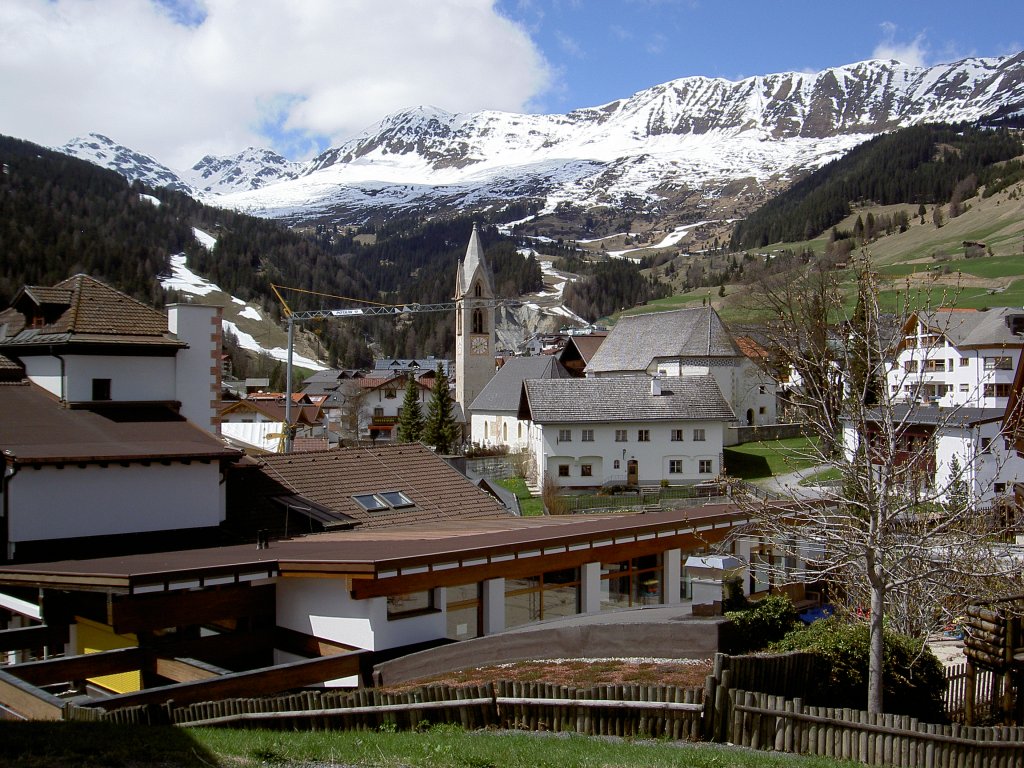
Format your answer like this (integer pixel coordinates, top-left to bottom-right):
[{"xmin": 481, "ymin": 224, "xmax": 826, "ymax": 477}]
[
  {"xmin": 888, "ymin": 308, "xmax": 1024, "ymax": 409},
  {"xmin": 0, "ymin": 275, "xmax": 241, "ymax": 562},
  {"xmin": 584, "ymin": 308, "xmax": 777, "ymax": 442},
  {"xmin": 519, "ymin": 374, "xmax": 735, "ymax": 489},
  {"xmin": 351, "ymin": 373, "xmax": 434, "ymax": 442},
  {"xmin": 218, "ymin": 393, "xmax": 327, "ymax": 453}
]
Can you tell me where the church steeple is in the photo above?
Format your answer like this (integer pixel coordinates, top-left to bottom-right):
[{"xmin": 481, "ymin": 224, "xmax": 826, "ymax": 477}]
[{"xmin": 454, "ymin": 223, "xmax": 495, "ymax": 436}]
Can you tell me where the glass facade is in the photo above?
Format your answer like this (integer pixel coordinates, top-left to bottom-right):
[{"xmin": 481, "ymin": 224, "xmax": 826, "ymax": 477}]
[
  {"xmin": 445, "ymin": 583, "xmax": 481, "ymax": 640},
  {"xmin": 505, "ymin": 568, "xmax": 581, "ymax": 629},
  {"xmin": 599, "ymin": 554, "xmax": 662, "ymax": 610}
]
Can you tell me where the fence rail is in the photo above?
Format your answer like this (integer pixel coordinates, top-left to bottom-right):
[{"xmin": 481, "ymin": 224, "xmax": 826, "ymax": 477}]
[{"xmin": 727, "ymin": 688, "xmax": 1024, "ymax": 767}]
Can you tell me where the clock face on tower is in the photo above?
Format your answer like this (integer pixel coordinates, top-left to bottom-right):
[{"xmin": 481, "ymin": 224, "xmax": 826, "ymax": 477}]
[{"xmin": 471, "ymin": 335, "xmax": 489, "ymax": 355}]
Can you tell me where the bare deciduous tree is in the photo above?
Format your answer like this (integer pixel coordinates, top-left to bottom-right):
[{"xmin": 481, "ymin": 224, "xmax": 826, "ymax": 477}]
[{"xmin": 734, "ymin": 252, "xmax": 1022, "ymax": 714}]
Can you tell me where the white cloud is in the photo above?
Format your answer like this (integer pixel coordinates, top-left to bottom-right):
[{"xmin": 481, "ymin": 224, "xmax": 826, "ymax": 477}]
[
  {"xmin": 872, "ymin": 22, "xmax": 929, "ymax": 67},
  {"xmin": 0, "ymin": 0, "xmax": 552, "ymax": 169}
]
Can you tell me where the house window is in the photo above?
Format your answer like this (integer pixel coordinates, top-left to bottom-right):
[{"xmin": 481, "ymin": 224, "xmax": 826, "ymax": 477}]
[
  {"xmin": 581, "ymin": 429, "xmax": 594, "ymax": 442},
  {"xmin": 637, "ymin": 429, "xmax": 650, "ymax": 442},
  {"xmin": 615, "ymin": 429, "xmax": 628, "ymax": 442},
  {"xmin": 693, "ymin": 428, "xmax": 706, "ymax": 442},
  {"xmin": 387, "ymin": 590, "xmax": 434, "ymax": 619},
  {"xmin": 384, "ymin": 388, "xmax": 397, "ymax": 399},
  {"xmin": 558, "ymin": 464, "xmax": 570, "ymax": 477},
  {"xmin": 960, "ymin": 383, "xmax": 969, "ymax": 392},
  {"xmin": 580, "ymin": 464, "xmax": 593, "ymax": 477},
  {"xmin": 670, "ymin": 429, "xmax": 684, "ymax": 442},
  {"xmin": 669, "ymin": 459, "xmax": 683, "ymax": 474},
  {"xmin": 904, "ymin": 360, "xmax": 919, "ymax": 373},
  {"xmin": 981, "ymin": 438, "xmax": 992, "ymax": 453},
  {"xmin": 698, "ymin": 459, "xmax": 713, "ymax": 474},
  {"xmin": 758, "ymin": 407, "xmax": 766, "ymax": 415},
  {"xmin": 374, "ymin": 407, "xmax": 384, "ymax": 416},
  {"xmin": 984, "ymin": 384, "xmax": 1012, "ymax": 398},
  {"xmin": 91, "ymin": 378, "xmax": 111, "ymax": 401},
  {"xmin": 758, "ymin": 385, "xmax": 767, "ymax": 394},
  {"xmin": 985, "ymin": 357, "xmax": 1013, "ymax": 370},
  {"xmin": 613, "ymin": 460, "xmax": 620, "ymax": 469},
  {"xmin": 995, "ymin": 483, "xmax": 1007, "ymax": 494},
  {"xmin": 558, "ymin": 429, "xmax": 572, "ymax": 442},
  {"xmin": 924, "ymin": 360, "xmax": 945, "ymax": 372},
  {"xmin": 960, "ymin": 357, "xmax": 970, "ymax": 367}
]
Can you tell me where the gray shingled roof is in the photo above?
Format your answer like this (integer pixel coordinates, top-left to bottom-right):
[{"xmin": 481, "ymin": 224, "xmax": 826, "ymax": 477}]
[
  {"xmin": 586, "ymin": 308, "xmax": 740, "ymax": 374},
  {"xmin": 470, "ymin": 356, "xmax": 570, "ymax": 413},
  {"xmin": 519, "ymin": 375, "xmax": 735, "ymax": 423},
  {"xmin": 914, "ymin": 308, "xmax": 1024, "ymax": 349}
]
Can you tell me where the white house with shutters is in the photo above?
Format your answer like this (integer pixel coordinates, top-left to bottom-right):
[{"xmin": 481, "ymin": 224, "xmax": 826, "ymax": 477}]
[{"xmin": 518, "ymin": 374, "xmax": 735, "ymax": 489}]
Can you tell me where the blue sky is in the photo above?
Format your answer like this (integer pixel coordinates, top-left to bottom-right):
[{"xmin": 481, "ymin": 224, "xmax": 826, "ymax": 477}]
[{"xmin": 0, "ymin": 0, "xmax": 1021, "ymax": 170}]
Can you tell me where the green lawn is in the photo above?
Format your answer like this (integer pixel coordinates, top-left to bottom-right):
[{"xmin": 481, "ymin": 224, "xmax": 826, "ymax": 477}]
[
  {"xmin": 497, "ymin": 476, "xmax": 545, "ymax": 516},
  {"xmin": 723, "ymin": 436, "xmax": 822, "ymax": 480}
]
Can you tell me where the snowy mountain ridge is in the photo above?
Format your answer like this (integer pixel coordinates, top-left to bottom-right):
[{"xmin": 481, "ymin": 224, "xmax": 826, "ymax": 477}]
[{"xmin": 59, "ymin": 52, "xmax": 1024, "ymax": 223}]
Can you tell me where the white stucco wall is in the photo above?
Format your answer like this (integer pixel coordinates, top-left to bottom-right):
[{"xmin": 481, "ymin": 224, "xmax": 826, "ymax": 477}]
[
  {"xmin": 20, "ymin": 356, "xmax": 63, "ymax": 398},
  {"xmin": 275, "ymin": 578, "xmax": 446, "ymax": 655},
  {"xmin": 62, "ymin": 354, "xmax": 177, "ymax": 402},
  {"xmin": 168, "ymin": 305, "xmax": 220, "ymax": 433},
  {"xmin": 888, "ymin": 343, "xmax": 1021, "ymax": 410},
  {"xmin": 220, "ymin": 421, "xmax": 285, "ymax": 453},
  {"xmin": 531, "ymin": 419, "xmax": 726, "ymax": 488},
  {"xmin": 8, "ymin": 461, "xmax": 224, "ymax": 543},
  {"xmin": 471, "ymin": 412, "xmax": 530, "ymax": 451}
]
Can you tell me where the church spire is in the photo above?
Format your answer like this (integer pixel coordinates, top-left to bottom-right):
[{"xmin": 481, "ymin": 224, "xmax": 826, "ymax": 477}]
[{"xmin": 455, "ymin": 223, "xmax": 493, "ymax": 299}]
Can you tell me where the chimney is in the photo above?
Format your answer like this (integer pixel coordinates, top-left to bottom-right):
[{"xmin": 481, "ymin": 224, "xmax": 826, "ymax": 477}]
[
  {"xmin": 167, "ymin": 304, "xmax": 223, "ymax": 434},
  {"xmin": 651, "ymin": 374, "xmax": 662, "ymax": 396}
]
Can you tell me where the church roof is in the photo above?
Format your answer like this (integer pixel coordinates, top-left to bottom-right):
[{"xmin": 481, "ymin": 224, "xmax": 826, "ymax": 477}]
[
  {"xmin": 586, "ymin": 308, "xmax": 740, "ymax": 374},
  {"xmin": 455, "ymin": 223, "xmax": 493, "ymax": 298},
  {"xmin": 470, "ymin": 356, "xmax": 570, "ymax": 414}
]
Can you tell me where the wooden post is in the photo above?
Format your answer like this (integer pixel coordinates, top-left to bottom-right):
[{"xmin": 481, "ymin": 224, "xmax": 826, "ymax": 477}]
[{"xmin": 965, "ymin": 658, "xmax": 977, "ymax": 727}]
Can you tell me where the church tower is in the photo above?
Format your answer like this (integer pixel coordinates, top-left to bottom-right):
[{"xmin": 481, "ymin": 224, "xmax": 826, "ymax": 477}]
[{"xmin": 454, "ymin": 223, "xmax": 495, "ymax": 433}]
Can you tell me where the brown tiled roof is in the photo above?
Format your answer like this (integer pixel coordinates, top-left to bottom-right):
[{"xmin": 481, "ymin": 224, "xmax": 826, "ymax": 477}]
[
  {"xmin": 254, "ymin": 443, "xmax": 511, "ymax": 530},
  {"xmin": 1, "ymin": 275, "xmax": 180, "ymax": 349},
  {"xmin": 218, "ymin": 399, "xmax": 323, "ymax": 426},
  {"xmin": 0, "ymin": 382, "xmax": 241, "ymax": 464},
  {"xmin": 0, "ymin": 354, "xmax": 24, "ymax": 382}
]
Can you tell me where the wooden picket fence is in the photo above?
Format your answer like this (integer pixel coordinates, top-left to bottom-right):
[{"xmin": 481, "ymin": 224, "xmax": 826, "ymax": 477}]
[
  {"xmin": 727, "ymin": 688, "xmax": 1024, "ymax": 767},
  {"xmin": 65, "ymin": 680, "xmax": 706, "ymax": 739},
  {"xmin": 943, "ymin": 663, "xmax": 1000, "ymax": 724}
]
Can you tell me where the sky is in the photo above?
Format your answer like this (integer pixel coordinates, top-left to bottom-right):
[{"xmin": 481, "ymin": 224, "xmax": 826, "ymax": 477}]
[{"xmin": 0, "ymin": 0, "xmax": 1021, "ymax": 171}]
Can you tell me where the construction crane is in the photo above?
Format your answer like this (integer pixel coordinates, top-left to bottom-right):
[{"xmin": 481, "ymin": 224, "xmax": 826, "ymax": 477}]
[{"xmin": 270, "ymin": 284, "xmax": 517, "ymax": 452}]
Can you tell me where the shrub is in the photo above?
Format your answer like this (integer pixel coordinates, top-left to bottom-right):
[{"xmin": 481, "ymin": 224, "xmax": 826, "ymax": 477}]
[
  {"xmin": 771, "ymin": 617, "xmax": 946, "ymax": 720},
  {"xmin": 724, "ymin": 595, "xmax": 799, "ymax": 653}
]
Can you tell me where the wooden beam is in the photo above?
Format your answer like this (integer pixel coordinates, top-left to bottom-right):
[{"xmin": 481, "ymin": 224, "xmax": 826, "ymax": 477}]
[
  {"xmin": 84, "ymin": 650, "xmax": 368, "ymax": 710},
  {"xmin": 109, "ymin": 584, "xmax": 274, "ymax": 634},
  {"xmin": 0, "ymin": 669, "xmax": 66, "ymax": 720},
  {"xmin": 274, "ymin": 625, "xmax": 361, "ymax": 658},
  {"xmin": 351, "ymin": 529, "xmax": 730, "ymax": 599},
  {"xmin": 8, "ymin": 646, "xmax": 147, "ymax": 686},
  {"xmin": 154, "ymin": 657, "xmax": 227, "ymax": 684}
]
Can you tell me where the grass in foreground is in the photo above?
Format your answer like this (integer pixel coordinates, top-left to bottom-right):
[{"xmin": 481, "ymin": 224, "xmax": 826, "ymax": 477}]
[
  {"xmin": 497, "ymin": 476, "xmax": 545, "ymax": 516},
  {"xmin": 194, "ymin": 724, "xmax": 855, "ymax": 768},
  {"xmin": 723, "ymin": 437, "xmax": 820, "ymax": 480},
  {"xmin": 0, "ymin": 721, "xmax": 859, "ymax": 768}
]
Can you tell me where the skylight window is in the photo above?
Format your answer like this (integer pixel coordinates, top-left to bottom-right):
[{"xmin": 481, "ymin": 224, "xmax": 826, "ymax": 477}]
[
  {"xmin": 352, "ymin": 493, "xmax": 390, "ymax": 511},
  {"xmin": 352, "ymin": 491, "xmax": 415, "ymax": 512},
  {"xmin": 379, "ymin": 491, "xmax": 414, "ymax": 508}
]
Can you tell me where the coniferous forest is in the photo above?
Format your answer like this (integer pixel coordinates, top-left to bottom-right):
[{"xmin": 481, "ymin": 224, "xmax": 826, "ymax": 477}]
[{"xmin": 730, "ymin": 124, "xmax": 1024, "ymax": 250}]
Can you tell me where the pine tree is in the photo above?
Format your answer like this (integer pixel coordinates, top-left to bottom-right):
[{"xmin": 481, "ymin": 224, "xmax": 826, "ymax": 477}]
[
  {"xmin": 396, "ymin": 375, "xmax": 424, "ymax": 443},
  {"xmin": 423, "ymin": 363, "xmax": 460, "ymax": 454}
]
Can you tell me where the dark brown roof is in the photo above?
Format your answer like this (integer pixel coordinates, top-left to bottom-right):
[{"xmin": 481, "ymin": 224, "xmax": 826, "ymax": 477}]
[
  {"xmin": 0, "ymin": 275, "xmax": 181, "ymax": 350},
  {"xmin": 0, "ymin": 354, "xmax": 24, "ymax": 383},
  {"xmin": 0, "ymin": 503, "xmax": 751, "ymax": 590},
  {"xmin": 218, "ymin": 399, "xmax": 323, "ymax": 426},
  {"xmin": 0, "ymin": 382, "xmax": 241, "ymax": 465},
  {"xmin": 254, "ymin": 443, "xmax": 511, "ymax": 530}
]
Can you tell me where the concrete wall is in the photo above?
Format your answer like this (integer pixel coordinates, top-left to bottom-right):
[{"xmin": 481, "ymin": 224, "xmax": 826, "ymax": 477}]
[{"xmin": 373, "ymin": 616, "xmax": 727, "ymax": 686}]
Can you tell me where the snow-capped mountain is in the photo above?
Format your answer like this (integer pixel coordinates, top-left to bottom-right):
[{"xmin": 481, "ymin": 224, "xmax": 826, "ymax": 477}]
[
  {"xmin": 186, "ymin": 147, "xmax": 303, "ymax": 194},
  {"xmin": 61, "ymin": 52, "xmax": 1024, "ymax": 224},
  {"xmin": 60, "ymin": 133, "xmax": 198, "ymax": 196}
]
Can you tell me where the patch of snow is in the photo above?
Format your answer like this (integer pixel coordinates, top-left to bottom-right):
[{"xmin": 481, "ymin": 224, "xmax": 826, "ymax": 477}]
[
  {"xmin": 139, "ymin": 193, "xmax": 161, "ymax": 207},
  {"xmin": 222, "ymin": 320, "xmax": 327, "ymax": 371},
  {"xmin": 192, "ymin": 227, "xmax": 216, "ymax": 250},
  {"xmin": 239, "ymin": 306, "xmax": 262, "ymax": 321},
  {"xmin": 160, "ymin": 253, "xmax": 219, "ymax": 297},
  {"xmin": 231, "ymin": 297, "xmax": 246, "ymax": 305}
]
